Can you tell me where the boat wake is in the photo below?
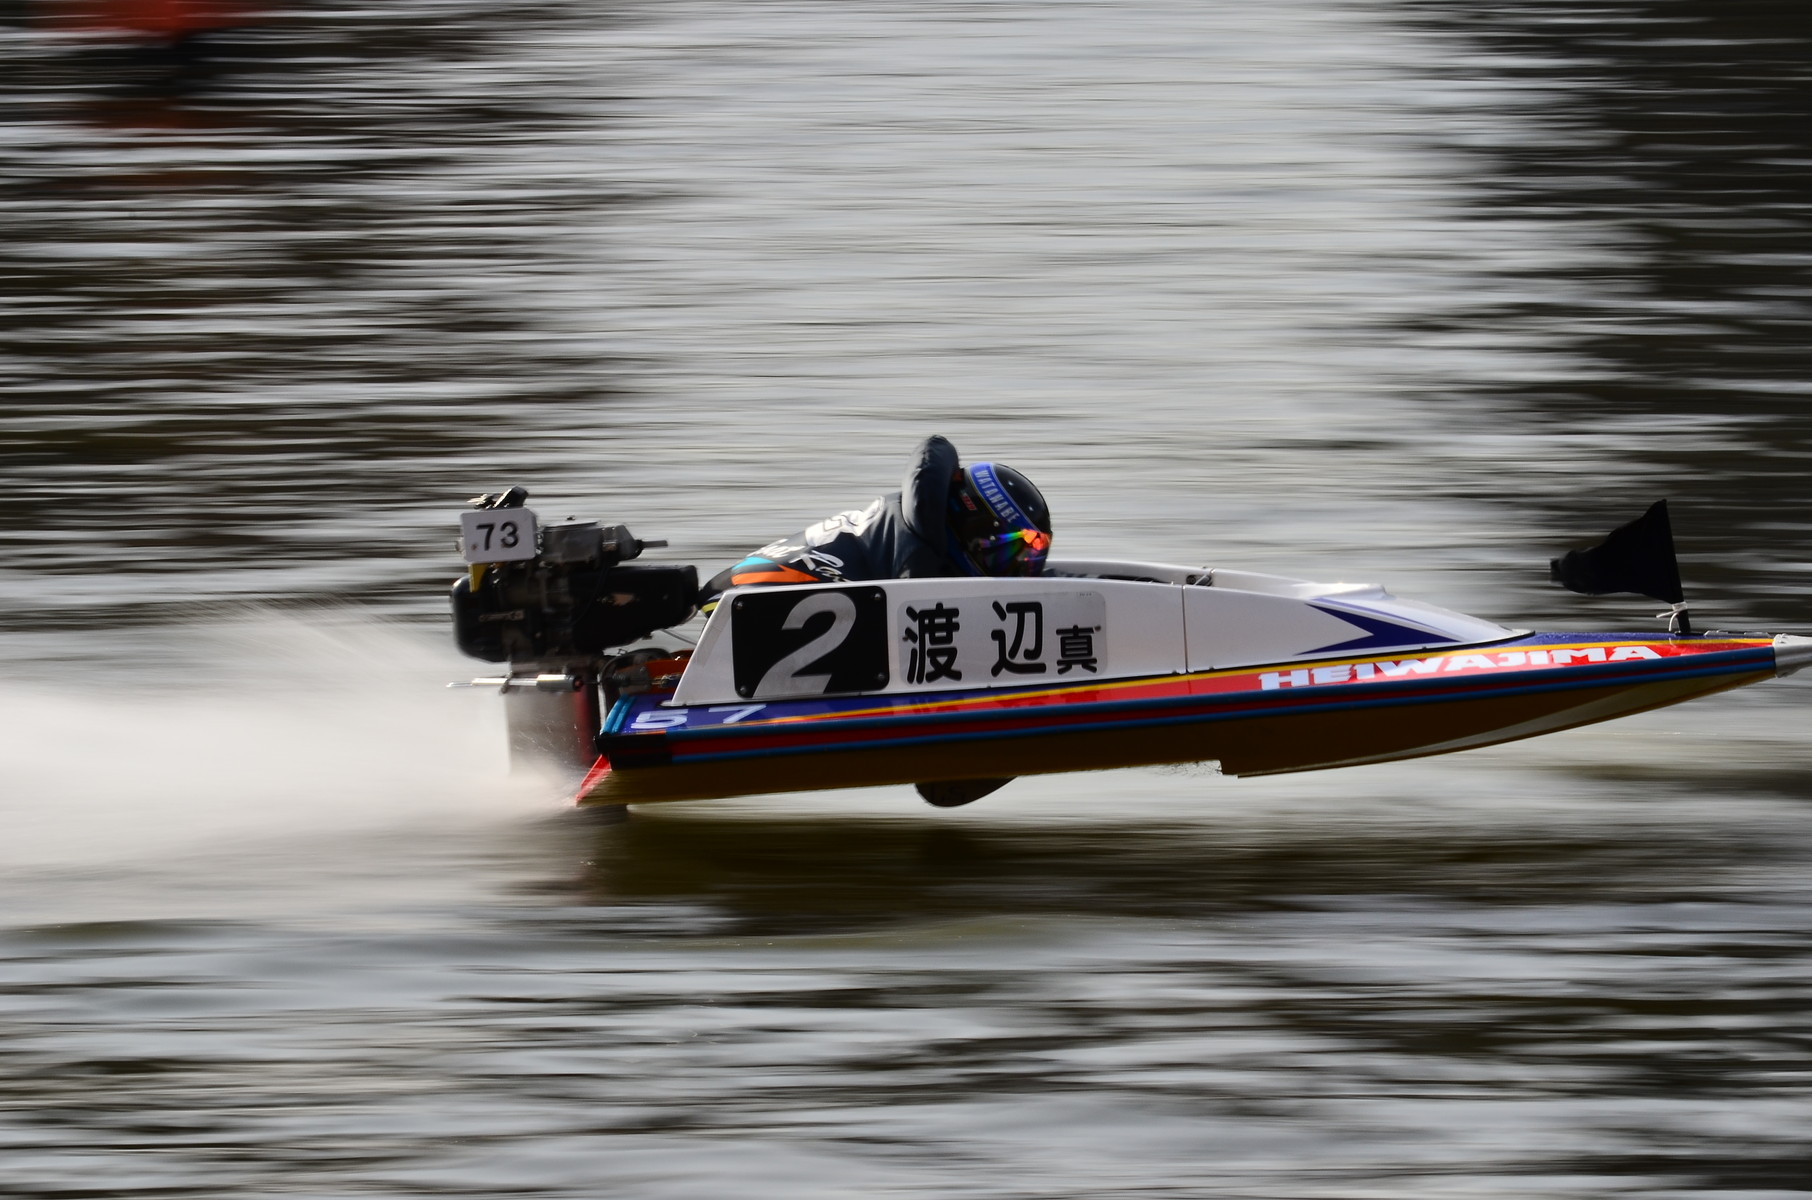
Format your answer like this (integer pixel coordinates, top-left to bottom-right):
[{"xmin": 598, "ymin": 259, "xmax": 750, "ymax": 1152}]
[{"xmin": 0, "ymin": 610, "xmax": 561, "ymax": 872}]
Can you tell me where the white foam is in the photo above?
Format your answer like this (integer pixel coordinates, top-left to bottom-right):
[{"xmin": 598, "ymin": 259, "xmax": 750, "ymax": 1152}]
[{"xmin": 0, "ymin": 610, "xmax": 564, "ymax": 870}]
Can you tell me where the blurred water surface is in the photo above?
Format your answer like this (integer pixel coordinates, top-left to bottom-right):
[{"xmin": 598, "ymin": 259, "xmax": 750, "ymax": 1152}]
[{"xmin": 3, "ymin": 0, "xmax": 1812, "ymax": 1195}]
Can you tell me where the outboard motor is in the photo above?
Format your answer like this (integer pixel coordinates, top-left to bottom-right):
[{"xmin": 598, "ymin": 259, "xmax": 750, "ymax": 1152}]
[{"xmin": 450, "ymin": 488, "xmax": 697, "ymax": 775}]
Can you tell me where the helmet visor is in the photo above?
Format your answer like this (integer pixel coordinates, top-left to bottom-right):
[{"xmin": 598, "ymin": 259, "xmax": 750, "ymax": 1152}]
[{"xmin": 965, "ymin": 528, "xmax": 1050, "ymax": 577}]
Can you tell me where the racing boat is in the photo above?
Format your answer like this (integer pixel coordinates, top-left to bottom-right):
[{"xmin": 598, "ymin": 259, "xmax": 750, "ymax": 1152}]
[{"xmin": 449, "ymin": 491, "xmax": 1810, "ymax": 807}]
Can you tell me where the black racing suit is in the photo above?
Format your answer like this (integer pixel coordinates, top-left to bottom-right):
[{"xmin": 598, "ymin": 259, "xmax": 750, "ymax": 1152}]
[{"xmin": 699, "ymin": 435, "xmax": 964, "ymax": 609}]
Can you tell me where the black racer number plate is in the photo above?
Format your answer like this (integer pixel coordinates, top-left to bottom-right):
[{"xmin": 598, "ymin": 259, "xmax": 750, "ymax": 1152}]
[{"xmin": 730, "ymin": 586, "xmax": 889, "ymax": 699}]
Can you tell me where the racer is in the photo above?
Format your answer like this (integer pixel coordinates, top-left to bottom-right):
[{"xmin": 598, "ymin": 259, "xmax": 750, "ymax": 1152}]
[{"xmin": 698, "ymin": 435, "xmax": 1052, "ymax": 610}]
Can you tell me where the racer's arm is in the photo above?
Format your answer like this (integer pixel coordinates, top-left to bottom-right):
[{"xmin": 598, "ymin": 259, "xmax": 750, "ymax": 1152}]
[
  {"xmin": 695, "ymin": 499, "xmax": 888, "ymax": 613},
  {"xmin": 696, "ymin": 554, "xmax": 839, "ymax": 613}
]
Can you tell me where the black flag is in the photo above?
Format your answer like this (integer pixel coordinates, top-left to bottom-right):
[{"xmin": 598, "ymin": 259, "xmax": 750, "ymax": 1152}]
[{"xmin": 1549, "ymin": 499, "xmax": 1684, "ymax": 604}]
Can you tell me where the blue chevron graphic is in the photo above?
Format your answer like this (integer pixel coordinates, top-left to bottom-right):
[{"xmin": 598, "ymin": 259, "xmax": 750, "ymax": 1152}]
[{"xmin": 1306, "ymin": 605, "xmax": 1443, "ymax": 654}]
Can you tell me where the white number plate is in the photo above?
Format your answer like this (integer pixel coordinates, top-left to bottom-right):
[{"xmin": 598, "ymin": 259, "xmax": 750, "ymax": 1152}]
[{"xmin": 460, "ymin": 508, "xmax": 539, "ymax": 564}]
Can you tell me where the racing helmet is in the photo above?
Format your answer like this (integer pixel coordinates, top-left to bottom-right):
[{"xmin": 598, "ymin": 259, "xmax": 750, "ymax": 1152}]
[{"xmin": 948, "ymin": 462, "xmax": 1052, "ymax": 577}]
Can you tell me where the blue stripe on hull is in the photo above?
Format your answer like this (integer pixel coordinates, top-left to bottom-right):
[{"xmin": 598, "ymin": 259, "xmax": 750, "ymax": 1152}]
[{"xmin": 639, "ymin": 645, "xmax": 1775, "ymax": 768}]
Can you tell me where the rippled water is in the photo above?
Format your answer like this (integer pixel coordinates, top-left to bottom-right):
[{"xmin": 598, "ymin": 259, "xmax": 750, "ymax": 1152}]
[{"xmin": 4, "ymin": 0, "xmax": 1812, "ymax": 1195}]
